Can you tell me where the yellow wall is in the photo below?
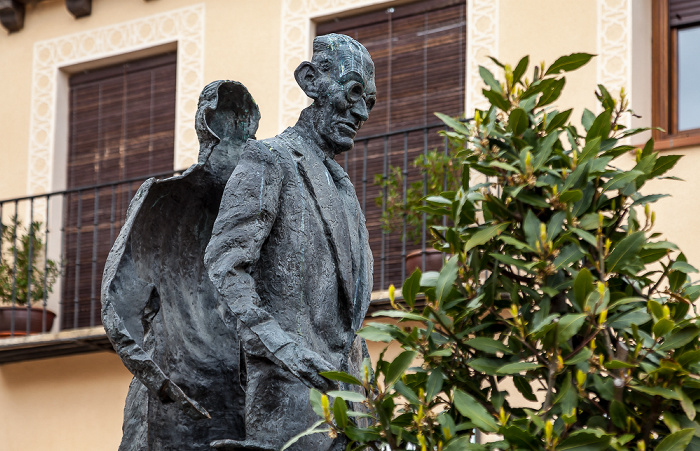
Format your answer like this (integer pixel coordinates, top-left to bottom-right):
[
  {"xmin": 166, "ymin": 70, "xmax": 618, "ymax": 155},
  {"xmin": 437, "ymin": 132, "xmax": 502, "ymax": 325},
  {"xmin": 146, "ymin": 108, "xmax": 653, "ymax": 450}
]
[{"xmin": 0, "ymin": 352, "xmax": 131, "ymax": 450}]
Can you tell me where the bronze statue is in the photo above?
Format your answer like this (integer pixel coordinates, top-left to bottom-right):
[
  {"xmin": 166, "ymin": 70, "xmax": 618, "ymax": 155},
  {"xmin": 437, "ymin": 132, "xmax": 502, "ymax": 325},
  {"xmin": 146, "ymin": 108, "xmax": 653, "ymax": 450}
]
[
  {"xmin": 103, "ymin": 33, "xmax": 375, "ymax": 451},
  {"xmin": 204, "ymin": 34, "xmax": 375, "ymax": 450}
]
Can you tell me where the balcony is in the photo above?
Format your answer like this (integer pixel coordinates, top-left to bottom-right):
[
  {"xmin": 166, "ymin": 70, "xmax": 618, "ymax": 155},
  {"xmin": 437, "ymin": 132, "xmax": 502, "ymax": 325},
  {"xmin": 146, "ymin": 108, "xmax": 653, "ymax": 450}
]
[{"xmin": 0, "ymin": 122, "xmax": 450, "ymax": 362}]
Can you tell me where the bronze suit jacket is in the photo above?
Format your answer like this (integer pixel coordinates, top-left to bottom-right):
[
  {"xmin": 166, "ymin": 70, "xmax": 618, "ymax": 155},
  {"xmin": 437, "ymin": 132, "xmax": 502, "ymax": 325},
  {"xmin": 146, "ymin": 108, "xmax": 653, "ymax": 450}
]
[{"xmin": 205, "ymin": 126, "xmax": 373, "ymax": 376}]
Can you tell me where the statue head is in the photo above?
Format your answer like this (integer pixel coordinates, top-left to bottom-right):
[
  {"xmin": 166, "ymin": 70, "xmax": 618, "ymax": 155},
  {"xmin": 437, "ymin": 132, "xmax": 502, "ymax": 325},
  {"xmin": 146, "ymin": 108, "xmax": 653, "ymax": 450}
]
[{"xmin": 295, "ymin": 33, "xmax": 376, "ymax": 156}]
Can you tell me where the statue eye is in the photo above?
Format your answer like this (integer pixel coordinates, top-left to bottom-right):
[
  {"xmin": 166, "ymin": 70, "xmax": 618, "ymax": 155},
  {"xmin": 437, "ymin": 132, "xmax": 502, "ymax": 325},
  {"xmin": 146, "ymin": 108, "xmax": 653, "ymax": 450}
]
[
  {"xmin": 346, "ymin": 81, "xmax": 364, "ymax": 103},
  {"xmin": 366, "ymin": 96, "xmax": 376, "ymax": 111}
]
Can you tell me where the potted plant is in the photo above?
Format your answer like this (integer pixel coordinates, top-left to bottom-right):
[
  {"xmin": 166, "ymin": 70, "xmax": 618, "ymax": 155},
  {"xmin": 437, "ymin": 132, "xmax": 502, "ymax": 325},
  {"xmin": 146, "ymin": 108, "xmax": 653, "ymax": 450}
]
[
  {"xmin": 0, "ymin": 217, "xmax": 60, "ymax": 336},
  {"xmin": 374, "ymin": 138, "xmax": 463, "ymax": 272}
]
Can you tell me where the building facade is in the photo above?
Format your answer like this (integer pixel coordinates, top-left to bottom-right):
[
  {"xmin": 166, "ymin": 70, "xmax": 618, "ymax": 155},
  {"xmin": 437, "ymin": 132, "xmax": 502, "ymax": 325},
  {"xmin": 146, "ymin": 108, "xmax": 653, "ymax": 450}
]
[{"xmin": 0, "ymin": 0, "xmax": 697, "ymax": 448}]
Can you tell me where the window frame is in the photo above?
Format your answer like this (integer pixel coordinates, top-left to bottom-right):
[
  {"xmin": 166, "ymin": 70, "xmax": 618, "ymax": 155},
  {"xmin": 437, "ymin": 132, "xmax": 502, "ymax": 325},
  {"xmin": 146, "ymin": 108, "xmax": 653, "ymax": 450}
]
[{"xmin": 652, "ymin": 0, "xmax": 700, "ymax": 149}]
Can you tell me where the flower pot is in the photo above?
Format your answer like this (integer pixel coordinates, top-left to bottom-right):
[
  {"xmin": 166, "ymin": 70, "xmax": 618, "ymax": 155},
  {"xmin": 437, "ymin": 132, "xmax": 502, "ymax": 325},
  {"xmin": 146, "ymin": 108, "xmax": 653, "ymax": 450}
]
[
  {"xmin": 0, "ymin": 306, "xmax": 56, "ymax": 337},
  {"xmin": 405, "ymin": 249, "xmax": 446, "ymax": 274}
]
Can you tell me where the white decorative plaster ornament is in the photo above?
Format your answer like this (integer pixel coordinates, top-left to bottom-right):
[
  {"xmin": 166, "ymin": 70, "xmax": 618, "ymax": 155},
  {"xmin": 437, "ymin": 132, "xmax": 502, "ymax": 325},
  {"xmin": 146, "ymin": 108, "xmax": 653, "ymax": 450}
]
[{"xmin": 28, "ymin": 4, "xmax": 205, "ymax": 196}]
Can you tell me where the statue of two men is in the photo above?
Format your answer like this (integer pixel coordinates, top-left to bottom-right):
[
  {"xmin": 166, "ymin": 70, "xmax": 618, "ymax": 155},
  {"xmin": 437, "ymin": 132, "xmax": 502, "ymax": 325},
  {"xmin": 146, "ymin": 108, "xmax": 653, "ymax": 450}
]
[{"xmin": 103, "ymin": 33, "xmax": 376, "ymax": 450}]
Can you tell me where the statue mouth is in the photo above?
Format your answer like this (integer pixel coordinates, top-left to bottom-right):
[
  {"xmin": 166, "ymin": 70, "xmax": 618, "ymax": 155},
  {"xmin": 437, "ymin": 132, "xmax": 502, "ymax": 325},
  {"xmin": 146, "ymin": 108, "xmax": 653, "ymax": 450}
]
[{"xmin": 336, "ymin": 121, "xmax": 359, "ymax": 135}]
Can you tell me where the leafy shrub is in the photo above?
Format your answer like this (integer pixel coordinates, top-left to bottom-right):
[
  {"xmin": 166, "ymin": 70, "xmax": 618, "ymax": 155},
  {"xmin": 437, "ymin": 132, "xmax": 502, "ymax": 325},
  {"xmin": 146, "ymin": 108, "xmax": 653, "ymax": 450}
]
[
  {"xmin": 0, "ymin": 217, "xmax": 60, "ymax": 306},
  {"xmin": 299, "ymin": 53, "xmax": 700, "ymax": 451}
]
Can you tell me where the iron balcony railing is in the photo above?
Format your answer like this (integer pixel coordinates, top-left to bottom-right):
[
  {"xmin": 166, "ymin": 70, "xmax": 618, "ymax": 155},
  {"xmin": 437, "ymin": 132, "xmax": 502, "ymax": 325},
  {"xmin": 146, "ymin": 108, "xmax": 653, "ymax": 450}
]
[{"xmin": 0, "ymin": 122, "xmax": 452, "ymax": 337}]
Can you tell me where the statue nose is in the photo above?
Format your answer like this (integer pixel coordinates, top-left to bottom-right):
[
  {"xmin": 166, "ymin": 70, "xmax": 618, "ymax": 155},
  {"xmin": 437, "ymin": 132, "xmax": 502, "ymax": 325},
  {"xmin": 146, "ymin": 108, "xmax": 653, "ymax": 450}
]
[{"xmin": 351, "ymin": 99, "xmax": 369, "ymax": 122}]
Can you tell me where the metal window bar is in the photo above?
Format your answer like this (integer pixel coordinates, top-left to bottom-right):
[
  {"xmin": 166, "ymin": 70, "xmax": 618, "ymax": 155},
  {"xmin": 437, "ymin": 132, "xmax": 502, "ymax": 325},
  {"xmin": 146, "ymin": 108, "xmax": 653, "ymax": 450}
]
[{"xmin": 0, "ymin": 169, "xmax": 182, "ymax": 336}]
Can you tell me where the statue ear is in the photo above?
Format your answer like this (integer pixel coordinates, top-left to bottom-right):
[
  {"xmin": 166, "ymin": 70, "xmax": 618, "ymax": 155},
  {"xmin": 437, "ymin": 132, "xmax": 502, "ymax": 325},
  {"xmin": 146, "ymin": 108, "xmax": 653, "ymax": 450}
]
[{"xmin": 294, "ymin": 61, "xmax": 320, "ymax": 100}]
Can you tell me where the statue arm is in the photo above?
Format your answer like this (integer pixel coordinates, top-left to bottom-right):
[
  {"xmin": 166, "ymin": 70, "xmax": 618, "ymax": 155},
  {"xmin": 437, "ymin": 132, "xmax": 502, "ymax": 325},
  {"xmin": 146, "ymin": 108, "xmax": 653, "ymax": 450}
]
[{"xmin": 205, "ymin": 141, "xmax": 334, "ymax": 390}]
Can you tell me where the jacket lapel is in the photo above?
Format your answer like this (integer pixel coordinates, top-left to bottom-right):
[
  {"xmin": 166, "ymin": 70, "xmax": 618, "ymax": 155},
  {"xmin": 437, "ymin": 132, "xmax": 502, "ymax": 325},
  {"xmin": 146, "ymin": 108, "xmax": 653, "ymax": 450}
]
[{"xmin": 276, "ymin": 132, "xmax": 355, "ymax": 318}]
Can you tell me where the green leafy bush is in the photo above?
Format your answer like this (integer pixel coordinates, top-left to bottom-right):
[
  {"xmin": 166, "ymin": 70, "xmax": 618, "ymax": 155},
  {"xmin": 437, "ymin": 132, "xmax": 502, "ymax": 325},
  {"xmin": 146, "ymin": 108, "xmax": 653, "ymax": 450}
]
[
  {"xmin": 0, "ymin": 217, "xmax": 60, "ymax": 306},
  {"xmin": 298, "ymin": 53, "xmax": 700, "ymax": 450},
  {"xmin": 375, "ymin": 147, "xmax": 462, "ymax": 244}
]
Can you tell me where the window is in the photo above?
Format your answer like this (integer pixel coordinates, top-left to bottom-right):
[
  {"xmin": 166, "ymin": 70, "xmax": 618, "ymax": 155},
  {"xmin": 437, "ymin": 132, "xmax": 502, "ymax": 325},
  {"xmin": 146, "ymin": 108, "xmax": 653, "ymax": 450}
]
[
  {"xmin": 652, "ymin": 0, "xmax": 700, "ymax": 148},
  {"xmin": 317, "ymin": 0, "xmax": 466, "ymax": 290},
  {"xmin": 62, "ymin": 52, "xmax": 177, "ymax": 329}
]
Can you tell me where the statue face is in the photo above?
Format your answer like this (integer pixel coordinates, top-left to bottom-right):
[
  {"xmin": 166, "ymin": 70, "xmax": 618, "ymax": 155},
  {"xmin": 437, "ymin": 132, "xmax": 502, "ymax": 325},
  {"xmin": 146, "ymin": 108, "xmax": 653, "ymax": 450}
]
[{"xmin": 315, "ymin": 51, "xmax": 376, "ymax": 155}]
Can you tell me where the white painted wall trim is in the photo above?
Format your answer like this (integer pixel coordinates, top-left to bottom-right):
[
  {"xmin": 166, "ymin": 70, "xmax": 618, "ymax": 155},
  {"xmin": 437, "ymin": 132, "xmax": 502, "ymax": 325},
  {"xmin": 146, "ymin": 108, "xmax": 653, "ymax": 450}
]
[{"xmin": 28, "ymin": 4, "xmax": 205, "ymax": 196}]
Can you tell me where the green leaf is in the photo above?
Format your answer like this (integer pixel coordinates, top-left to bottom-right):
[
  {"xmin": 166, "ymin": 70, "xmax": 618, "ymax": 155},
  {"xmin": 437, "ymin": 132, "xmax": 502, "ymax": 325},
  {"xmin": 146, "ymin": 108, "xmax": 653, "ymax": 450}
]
[
  {"xmin": 444, "ymin": 436, "xmax": 484, "ymax": 451},
  {"xmin": 606, "ymin": 231, "xmax": 646, "ymax": 273},
  {"xmin": 402, "ymin": 269, "xmax": 421, "ymax": 308},
  {"xmin": 344, "ymin": 424, "xmax": 381, "ymax": 442},
  {"xmin": 573, "ymin": 268, "xmax": 594, "ymax": 310},
  {"xmin": 559, "ymin": 189, "xmax": 583, "ymax": 204},
  {"xmin": 653, "ymin": 318, "xmax": 675, "ymax": 338},
  {"xmin": 326, "ymin": 390, "xmax": 367, "ymax": 403},
  {"xmin": 656, "ymin": 428, "xmax": 695, "ymax": 451},
  {"xmin": 496, "ymin": 361, "xmax": 542, "ymax": 375},
  {"xmin": 578, "ymin": 136, "xmax": 601, "ymax": 163},
  {"xmin": 553, "ymin": 245, "xmax": 585, "ymax": 271},
  {"xmin": 545, "ymin": 52, "xmax": 595, "ymax": 76},
  {"xmin": 631, "ymin": 193, "xmax": 670, "ymax": 206},
  {"xmin": 533, "ymin": 131, "xmax": 562, "ymax": 170},
  {"xmin": 320, "ymin": 371, "xmax": 362, "ymax": 386},
  {"xmin": 537, "ymin": 77, "xmax": 565, "ymax": 107},
  {"xmin": 659, "ymin": 326, "xmax": 700, "ymax": 351},
  {"xmin": 650, "ymin": 155, "xmax": 682, "ymax": 178},
  {"xmin": 604, "ymin": 360, "xmax": 636, "ymax": 369},
  {"xmin": 671, "ymin": 260, "xmax": 698, "ymax": 273},
  {"xmin": 426, "ymin": 369, "xmax": 444, "ymax": 400},
  {"xmin": 371, "ymin": 313, "xmax": 426, "ymax": 326},
  {"xmin": 436, "ymin": 112, "xmax": 469, "ymax": 134},
  {"xmin": 356, "ymin": 325, "xmax": 397, "ymax": 343},
  {"xmin": 394, "ymin": 380, "xmax": 420, "ymax": 404},
  {"xmin": 512, "ymin": 55, "xmax": 529, "ymax": 84},
  {"xmin": 602, "ymin": 170, "xmax": 644, "ymax": 192},
  {"xmin": 557, "ymin": 313, "xmax": 587, "ymax": 342},
  {"xmin": 513, "ymin": 375, "xmax": 537, "ymax": 402},
  {"xmin": 565, "ymin": 346, "xmax": 592, "ymax": 365},
  {"xmin": 610, "ymin": 400, "xmax": 627, "ymax": 429},
  {"xmin": 558, "ymin": 430, "xmax": 611, "ymax": 450},
  {"xmin": 309, "ymin": 388, "xmax": 324, "ymax": 417},
  {"xmin": 489, "ymin": 253, "xmax": 536, "ymax": 272},
  {"xmin": 467, "ymin": 358, "xmax": 502, "ymax": 375},
  {"xmin": 630, "ymin": 385, "xmax": 681, "ymax": 400},
  {"xmin": 586, "ymin": 109, "xmax": 612, "ymax": 141},
  {"xmin": 483, "ymin": 88, "xmax": 511, "ymax": 111},
  {"xmin": 384, "ymin": 350, "xmax": 416, "ymax": 387},
  {"xmin": 677, "ymin": 387, "xmax": 696, "ymax": 421},
  {"xmin": 501, "ymin": 426, "xmax": 538, "ymax": 450},
  {"xmin": 466, "ymin": 337, "xmax": 513, "ymax": 355},
  {"xmin": 508, "ymin": 108, "xmax": 528, "ymax": 135},
  {"xmin": 545, "ymin": 109, "xmax": 573, "ymax": 133},
  {"xmin": 678, "ymin": 349, "xmax": 700, "ymax": 367},
  {"xmin": 581, "ymin": 108, "xmax": 596, "ymax": 131},
  {"xmin": 479, "ymin": 65, "xmax": 502, "ymax": 93},
  {"xmin": 280, "ymin": 420, "xmax": 327, "ymax": 451},
  {"xmin": 333, "ymin": 396, "xmax": 348, "ymax": 429},
  {"xmin": 436, "ymin": 255, "xmax": 459, "ymax": 307},
  {"xmin": 523, "ymin": 210, "xmax": 542, "ymax": 248},
  {"xmin": 464, "ymin": 223, "xmax": 511, "ymax": 253},
  {"xmin": 453, "ymin": 389, "xmax": 499, "ymax": 432}
]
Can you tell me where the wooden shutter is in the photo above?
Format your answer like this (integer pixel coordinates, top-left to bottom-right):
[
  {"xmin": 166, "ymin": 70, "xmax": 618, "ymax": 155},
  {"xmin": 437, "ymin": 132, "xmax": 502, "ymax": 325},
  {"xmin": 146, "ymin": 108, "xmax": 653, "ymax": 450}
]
[
  {"xmin": 62, "ymin": 52, "xmax": 176, "ymax": 329},
  {"xmin": 670, "ymin": 0, "xmax": 700, "ymax": 26},
  {"xmin": 317, "ymin": 0, "xmax": 466, "ymax": 290}
]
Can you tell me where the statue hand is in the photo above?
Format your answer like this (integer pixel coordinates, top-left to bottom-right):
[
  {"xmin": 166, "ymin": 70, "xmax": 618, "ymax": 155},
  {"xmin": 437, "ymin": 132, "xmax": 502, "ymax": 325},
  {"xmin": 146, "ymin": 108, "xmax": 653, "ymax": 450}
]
[
  {"xmin": 159, "ymin": 379, "xmax": 211, "ymax": 420},
  {"xmin": 294, "ymin": 347, "xmax": 337, "ymax": 392}
]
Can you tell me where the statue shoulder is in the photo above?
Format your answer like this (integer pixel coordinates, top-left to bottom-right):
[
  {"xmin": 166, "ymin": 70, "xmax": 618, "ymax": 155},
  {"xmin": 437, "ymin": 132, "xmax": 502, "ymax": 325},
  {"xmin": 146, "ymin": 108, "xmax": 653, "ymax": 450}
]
[{"xmin": 239, "ymin": 135, "xmax": 295, "ymax": 169}]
